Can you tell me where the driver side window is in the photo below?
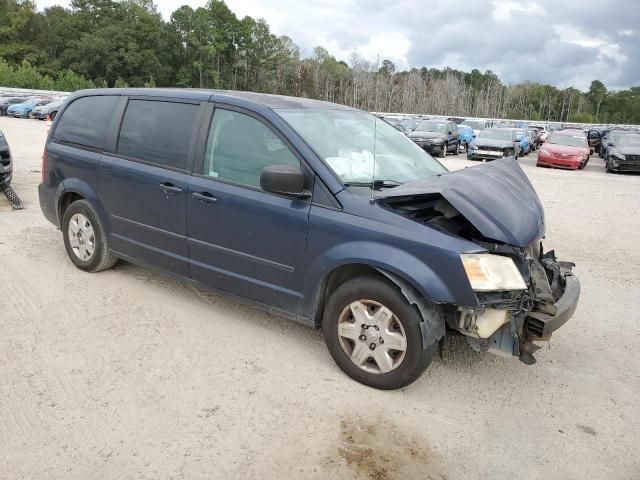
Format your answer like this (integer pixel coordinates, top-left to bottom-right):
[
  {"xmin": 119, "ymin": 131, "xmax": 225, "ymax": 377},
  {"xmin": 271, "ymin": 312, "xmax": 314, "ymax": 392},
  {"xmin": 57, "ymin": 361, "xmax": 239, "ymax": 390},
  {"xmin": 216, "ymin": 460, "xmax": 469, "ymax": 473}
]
[{"xmin": 203, "ymin": 109, "xmax": 299, "ymax": 188}]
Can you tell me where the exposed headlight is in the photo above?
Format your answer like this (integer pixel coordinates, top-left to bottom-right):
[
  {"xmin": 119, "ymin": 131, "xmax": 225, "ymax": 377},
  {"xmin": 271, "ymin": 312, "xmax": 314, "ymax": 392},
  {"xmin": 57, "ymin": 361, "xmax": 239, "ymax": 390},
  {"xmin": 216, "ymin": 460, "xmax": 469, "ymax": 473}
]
[
  {"xmin": 469, "ymin": 143, "xmax": 478, "ymax": 150},
  {"xmin": 460, "ymin": 254, "xmax": 527, "ymax": 291},
  {"xmin": 611, "ymin": 152, "xmax": 625, "ymax": 161}
]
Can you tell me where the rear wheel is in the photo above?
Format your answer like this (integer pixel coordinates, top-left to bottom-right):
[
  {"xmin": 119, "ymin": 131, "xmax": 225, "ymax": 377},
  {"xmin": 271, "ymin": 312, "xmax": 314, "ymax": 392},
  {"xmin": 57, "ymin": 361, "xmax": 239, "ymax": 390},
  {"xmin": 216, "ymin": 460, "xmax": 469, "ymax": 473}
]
[
  {"xmin": 322, "ymin": 275, "xmax": 436, "ymax": 390},
  {"xmin": 62, "ymin": 200, "xmax": 117, "ymax": 272}
]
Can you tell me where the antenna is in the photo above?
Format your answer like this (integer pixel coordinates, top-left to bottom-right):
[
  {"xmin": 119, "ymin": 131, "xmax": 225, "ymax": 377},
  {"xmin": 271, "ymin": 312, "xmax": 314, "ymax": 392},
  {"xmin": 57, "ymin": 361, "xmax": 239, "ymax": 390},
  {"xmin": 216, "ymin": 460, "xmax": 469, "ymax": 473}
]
[{"xmin": 370, "ymin": 116, "xmax": 377, "ymax": 203}]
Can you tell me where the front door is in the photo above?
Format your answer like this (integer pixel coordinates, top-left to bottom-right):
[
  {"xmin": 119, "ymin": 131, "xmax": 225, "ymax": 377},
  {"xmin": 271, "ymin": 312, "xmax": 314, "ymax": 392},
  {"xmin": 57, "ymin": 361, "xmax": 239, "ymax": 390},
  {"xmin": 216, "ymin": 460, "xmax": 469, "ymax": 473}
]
[{"xmin": 186, "ymin": 107, "xmax": 311, "ymax": 314}]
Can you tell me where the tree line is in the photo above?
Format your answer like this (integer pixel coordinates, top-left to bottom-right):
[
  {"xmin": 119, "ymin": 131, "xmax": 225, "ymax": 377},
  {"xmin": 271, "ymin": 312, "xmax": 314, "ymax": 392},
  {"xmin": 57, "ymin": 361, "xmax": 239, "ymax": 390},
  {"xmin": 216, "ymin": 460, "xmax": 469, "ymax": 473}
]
[{"xmin": 1, "ymin": 0, "xmax": 638, "ymax": 124}]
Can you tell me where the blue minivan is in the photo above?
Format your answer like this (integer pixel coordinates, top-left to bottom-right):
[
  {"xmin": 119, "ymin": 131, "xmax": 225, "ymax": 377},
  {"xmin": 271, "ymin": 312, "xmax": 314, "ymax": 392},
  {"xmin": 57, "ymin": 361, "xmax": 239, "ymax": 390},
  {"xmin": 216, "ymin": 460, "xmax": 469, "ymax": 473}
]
[{"xmin": 39, "ymin": 89, "xmax": 580, "ymax": 389}]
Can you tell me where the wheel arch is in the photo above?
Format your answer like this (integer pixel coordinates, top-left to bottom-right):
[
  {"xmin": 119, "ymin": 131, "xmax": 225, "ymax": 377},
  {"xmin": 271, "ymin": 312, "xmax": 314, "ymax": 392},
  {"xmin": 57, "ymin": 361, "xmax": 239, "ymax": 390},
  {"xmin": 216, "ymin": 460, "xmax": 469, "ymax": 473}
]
[
  {"xmin": 304, "ymin": 241, "xmax": 457, "ymax": 326},
  {"xmin": 55, "ymin": 178, "xmax": 109, "ymax": 231}
]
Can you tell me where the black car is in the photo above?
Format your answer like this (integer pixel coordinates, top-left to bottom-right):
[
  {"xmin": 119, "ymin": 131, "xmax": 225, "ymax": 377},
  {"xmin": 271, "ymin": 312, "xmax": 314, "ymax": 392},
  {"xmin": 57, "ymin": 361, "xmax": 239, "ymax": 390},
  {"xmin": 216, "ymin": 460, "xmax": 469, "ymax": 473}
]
[
  {"xmin": 601, "ymin": 129, "xmax": 631, "ymax": 159},
  {"xmin": 0, "ymin": 129, "xmax": 12, "ymax": 186},
  {"xmin": 407, "ymin": 120, "xmax": 460, "ymax": 157},
  {"xmin": 38, "ymin": 88, "xmax": 580, "ymax": 389},
  {"xmin": 0, "ymin": 97, "xmax": 27, "ymax": 116},
  {"xmin": 467, "ymin": 128, "xmax": 520, "ymax": 161},
  {"xmin": 605, "ymin": 133, "xmax": 640, "ymax": 173},
  {"xmin": 585, "ymin": 129, "xmax": 602, "ymax": 153}
]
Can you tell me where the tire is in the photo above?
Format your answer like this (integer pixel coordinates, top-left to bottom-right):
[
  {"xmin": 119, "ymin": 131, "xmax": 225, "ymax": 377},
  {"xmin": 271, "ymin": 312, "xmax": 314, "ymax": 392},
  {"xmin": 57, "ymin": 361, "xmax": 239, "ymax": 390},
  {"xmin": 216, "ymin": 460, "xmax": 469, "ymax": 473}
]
[
  {"xmin": 322, "ymin": 275, "xmax": 436, "ymax": 390},
  {"xmin": 605, "ymin": 158, "xmax": 613, "ymax": 173},
  {"xmin": 439, "ymin": 143, "xmax": 447, "ymax": 158},
  {"xmin": 61, "ymin": 199, "xmax": 117, "ymax": 272}
]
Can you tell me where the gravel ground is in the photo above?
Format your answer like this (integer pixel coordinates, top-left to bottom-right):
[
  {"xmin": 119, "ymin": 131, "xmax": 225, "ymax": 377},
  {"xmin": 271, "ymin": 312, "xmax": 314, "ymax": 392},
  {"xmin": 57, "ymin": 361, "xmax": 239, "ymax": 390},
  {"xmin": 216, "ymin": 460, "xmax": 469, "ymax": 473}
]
[{"xmin": 1, "ymin": 116, "xmax": 639, "ymax": 480}]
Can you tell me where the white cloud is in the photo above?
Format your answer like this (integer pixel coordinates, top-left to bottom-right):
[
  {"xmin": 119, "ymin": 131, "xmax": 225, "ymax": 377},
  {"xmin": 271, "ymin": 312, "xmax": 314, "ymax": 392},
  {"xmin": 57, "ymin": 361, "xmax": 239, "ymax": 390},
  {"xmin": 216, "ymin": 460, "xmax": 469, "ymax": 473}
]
[
  {"xmin": 491, "ymin": 0, "xmax": 545, "ymax": 21},
  {"xmin": 33, "ymin": 0, "xmax": 640, "ymax": 89}
]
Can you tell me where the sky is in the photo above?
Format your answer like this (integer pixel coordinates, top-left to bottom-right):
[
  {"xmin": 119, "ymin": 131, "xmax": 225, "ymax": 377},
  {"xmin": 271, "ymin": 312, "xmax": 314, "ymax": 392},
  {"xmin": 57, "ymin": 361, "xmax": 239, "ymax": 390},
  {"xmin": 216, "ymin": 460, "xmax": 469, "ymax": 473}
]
[{"xmin": 36, "ymin": 0, "xmax": 640, "ymax": 91}]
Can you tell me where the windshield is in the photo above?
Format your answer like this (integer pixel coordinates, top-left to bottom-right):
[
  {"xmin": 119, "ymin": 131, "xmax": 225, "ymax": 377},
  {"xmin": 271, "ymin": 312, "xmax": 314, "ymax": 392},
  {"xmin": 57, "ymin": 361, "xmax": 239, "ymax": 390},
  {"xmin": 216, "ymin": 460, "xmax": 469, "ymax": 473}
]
[
  {"xmin": 477, "ymin": 129, "xmax": 512, "ymax": 141},
  {"xmin": 415, "ymin": 121, "xmax": 447, "ymax": 132},
  {"xmin": 609, "ymin": 131, "xmax": 628, "ymax": 143},
  {"xmin": 402, "ymin": 118, "xmax": 420, "ymax": 130},
  {"xmin": 547, "ymin": 134, "xmax": 587, "ymax": 148},
  {"xmin": 618, "ymin": 134, "xmax": 640, "ymax": 147},
  {"xmin": 462, "ymin": 120, "xmax": 485, "ymax": 129},
  {"xmin": 277, "ymin": 109, "xmax": 447, "ymax": 185}
]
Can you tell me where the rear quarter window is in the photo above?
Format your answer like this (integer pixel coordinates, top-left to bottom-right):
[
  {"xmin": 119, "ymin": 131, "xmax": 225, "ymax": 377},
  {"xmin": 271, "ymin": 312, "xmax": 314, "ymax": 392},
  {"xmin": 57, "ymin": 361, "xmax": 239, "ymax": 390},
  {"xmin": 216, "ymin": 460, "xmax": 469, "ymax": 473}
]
[
  {"xmin": 53, "ymin": 96, "xmax": 119, "ymax": 150},
  {"xmin": 117, "ymin": 99, "xmax": 199, "ymax": 170}
]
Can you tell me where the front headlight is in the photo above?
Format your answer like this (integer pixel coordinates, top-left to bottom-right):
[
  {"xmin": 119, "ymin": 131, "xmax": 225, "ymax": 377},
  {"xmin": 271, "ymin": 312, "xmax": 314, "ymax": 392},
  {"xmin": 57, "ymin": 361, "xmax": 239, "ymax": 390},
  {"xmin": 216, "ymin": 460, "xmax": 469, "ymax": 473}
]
[
  {"xmin": 460, "ymin": 254, "xmax": 527, "ymax": 291},
  {"xmin": 540, "ymin": 147, "xmax": 550, "ymax": 155},
  {"xmin": 469, "ymin": 143, "xmax": 478, "ymax": 150}
]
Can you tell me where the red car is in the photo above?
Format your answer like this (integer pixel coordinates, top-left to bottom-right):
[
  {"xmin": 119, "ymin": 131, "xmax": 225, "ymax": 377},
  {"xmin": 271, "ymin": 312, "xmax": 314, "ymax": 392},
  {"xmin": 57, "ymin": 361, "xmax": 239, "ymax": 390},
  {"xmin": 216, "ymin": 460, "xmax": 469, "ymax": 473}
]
[{"xmin": 536, "ymin": 131, "xmax": 589, "ymax": 170}]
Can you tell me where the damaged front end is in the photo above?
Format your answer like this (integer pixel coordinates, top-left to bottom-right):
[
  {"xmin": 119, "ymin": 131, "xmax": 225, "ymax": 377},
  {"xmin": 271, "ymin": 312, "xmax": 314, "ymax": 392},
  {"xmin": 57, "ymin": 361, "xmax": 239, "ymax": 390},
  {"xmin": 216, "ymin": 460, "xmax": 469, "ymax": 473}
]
[
  {"xmin": 452, "ymin": 242, "xmax": 580, "ymax": 364},
  {"xmin": 377, "ymin": 158, "xmax": 580, "ymax": 364}
]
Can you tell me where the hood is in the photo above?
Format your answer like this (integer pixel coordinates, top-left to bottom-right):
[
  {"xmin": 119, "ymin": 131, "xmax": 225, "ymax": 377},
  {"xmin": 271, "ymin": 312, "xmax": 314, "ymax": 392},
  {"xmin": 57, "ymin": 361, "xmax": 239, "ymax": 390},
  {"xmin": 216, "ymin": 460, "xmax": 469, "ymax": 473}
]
[
  {"xmin": 409, "ymin": 131, "xmax": 446, "ymax": 139},
  {"xmin": 472, "ymin": 138, "xmax": 513, "ymax": 148},
  {"xmin": 543, "ymin": 143, "xmax": 587, "ymax": 155},
  {"xmin": 616, "ymin": 146, "xmax": 640, "ymax": 156},
  {"xmin": 377, "ymin": 157, "xmax": 545, "ymax": 247}
]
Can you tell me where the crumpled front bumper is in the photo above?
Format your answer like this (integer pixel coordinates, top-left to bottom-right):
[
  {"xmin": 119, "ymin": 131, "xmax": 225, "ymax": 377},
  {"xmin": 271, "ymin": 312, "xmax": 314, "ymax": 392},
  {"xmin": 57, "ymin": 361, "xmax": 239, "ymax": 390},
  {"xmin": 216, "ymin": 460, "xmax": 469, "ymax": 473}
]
[
  {"xmin": 526, "ymin": 274, "xmax": 580, "ymax": 339},
  {"xmin": 463, "ymin": 246, "xmax": 580, "ymax": 364}
]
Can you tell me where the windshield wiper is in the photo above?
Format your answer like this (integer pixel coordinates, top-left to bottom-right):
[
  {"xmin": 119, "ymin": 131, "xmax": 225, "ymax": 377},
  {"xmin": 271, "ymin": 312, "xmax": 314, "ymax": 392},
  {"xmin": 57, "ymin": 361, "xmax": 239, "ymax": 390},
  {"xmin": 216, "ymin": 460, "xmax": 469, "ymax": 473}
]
[{"xmin": 344, "ymin": 179, "xmax": 403, "ymax": 190}]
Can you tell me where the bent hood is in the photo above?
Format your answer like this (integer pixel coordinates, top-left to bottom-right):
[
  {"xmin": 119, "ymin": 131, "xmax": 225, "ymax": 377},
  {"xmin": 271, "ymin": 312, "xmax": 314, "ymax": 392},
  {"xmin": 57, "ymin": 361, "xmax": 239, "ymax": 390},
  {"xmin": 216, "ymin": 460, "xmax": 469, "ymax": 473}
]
[
  {"xmin": 472, "ymin": 138, "xmax": 513, "ymax": 148},
  {"xmin": 409, "ymin": 131, "xmax": 446, "ymax": 140},
  {"xmin": 377, "ymin": 157, "xmax": 545, "ymax": 247},
  {"xmin": 617, "ymin": 146, "xmax": 640, "ymax": 156}
]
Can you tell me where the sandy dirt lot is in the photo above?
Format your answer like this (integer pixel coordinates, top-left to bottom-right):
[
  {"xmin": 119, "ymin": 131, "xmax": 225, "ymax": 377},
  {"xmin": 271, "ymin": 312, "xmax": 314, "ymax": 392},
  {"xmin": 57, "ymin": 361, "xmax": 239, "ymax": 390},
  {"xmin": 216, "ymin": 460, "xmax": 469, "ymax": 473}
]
[{"xmin": 1, "ymin": 116, "xmax": 639, "ymax": 480}]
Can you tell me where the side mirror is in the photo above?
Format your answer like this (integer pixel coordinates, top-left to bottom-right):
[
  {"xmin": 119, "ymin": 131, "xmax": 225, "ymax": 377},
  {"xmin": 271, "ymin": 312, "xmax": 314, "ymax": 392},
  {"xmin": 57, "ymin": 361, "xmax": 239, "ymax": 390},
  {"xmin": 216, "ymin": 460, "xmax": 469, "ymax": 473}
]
[{"xmin": 260, "ymin": 164, "xmax": 309, "ymax": 198}]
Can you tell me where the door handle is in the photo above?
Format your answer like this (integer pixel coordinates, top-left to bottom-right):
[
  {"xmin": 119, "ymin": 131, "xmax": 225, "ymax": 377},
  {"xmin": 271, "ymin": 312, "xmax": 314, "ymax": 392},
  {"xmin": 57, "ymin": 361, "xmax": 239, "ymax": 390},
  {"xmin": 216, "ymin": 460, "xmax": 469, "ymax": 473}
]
[
  {"xmin": 159, "ymin": 182, "xmax": 183, "ymax": 195},
  {"xmin": 192, "ymin": 191, "xmax": 218, "ymax": 204}
]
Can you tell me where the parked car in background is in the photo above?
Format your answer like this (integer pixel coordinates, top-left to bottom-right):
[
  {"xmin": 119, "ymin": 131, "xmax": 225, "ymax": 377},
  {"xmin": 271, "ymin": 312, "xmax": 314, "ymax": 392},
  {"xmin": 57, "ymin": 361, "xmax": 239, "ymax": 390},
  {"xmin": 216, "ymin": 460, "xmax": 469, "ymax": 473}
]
[
  {"xmin": 493, "ymin": 121, "xmax": 517, "ymax": 128},
  {"xmin": 467, "ymin": 128, "xmax": 520, "ymax": 161},
  {"xmin": 458, "ymin": 125, "xmax": 474, "ymax": 152},
  {"xmin": 514, "ymin": 129, "xmax": 530, "ymax": 155},
  {"xmin": 600, "ymin": 129, "xmax": 630, "ymax": 160},
  {"xmin": 536, "ymin": 131, "xmax": 589, "ymax": 170},
  {"xmin": 525, "ymin": 128, "xmax": 538, "ymax": 151},
  {"xmin": 585, "ymin": 129, "xmax": 602, "ymax": 154},
  {"xmin": 529, "ymin": 124, "xmax": 548, "ymax": 145},
  {"xmin": 407, "ymin": 119, "xmax": 460, "ymax": 157},
  {"xmin": 605, "ymin": 133, "xmax": 640, "ymax": 173},
  {"xmin": 0, "ymin": 128, "xmax": 12, "ymax": 186},
  {"xmin": 401, "ymin": 117, "xmax": 421, "ymax": 132},
  {"xmin": 461, "ymin": 119, "xmax": 490, "ymax": 137},
  {"xmin": 30, "ymin": 99, "xmax": 64, "ymax": 120},
  {"xmin": 39, "ymin": 88, "xmax": 580, "ymax": 389},
  {"xmin": 7, "ymin": 98, "xmax": 53, "ymax": 118},
  {"xmin": 0, "ymin": 97, "xmax": 28, "ymax": 116}
]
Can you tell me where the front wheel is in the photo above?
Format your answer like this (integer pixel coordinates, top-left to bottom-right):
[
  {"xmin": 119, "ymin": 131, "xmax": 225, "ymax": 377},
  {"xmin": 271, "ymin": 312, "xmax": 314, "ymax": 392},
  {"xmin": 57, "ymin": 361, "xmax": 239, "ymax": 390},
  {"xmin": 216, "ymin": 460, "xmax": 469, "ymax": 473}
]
[
  {"xmin": 439, "ymin": 143, "xmax": 447, "ymax": 158},
  {"xmin": 322, "ymin": 275, "xmax": 436, "ymax": 390}
]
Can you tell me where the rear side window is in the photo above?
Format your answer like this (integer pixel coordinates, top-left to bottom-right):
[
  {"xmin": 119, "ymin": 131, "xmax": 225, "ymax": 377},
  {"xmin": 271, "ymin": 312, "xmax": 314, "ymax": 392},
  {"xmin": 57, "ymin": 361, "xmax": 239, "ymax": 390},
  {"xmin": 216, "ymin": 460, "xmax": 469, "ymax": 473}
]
[
  {"xmin": 54, "ymin": 96, "xmax": 119, "ymax": 149},
  {"xmin": 117, "ymin": 100, "xmax": 199, "ymax": 170}
]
